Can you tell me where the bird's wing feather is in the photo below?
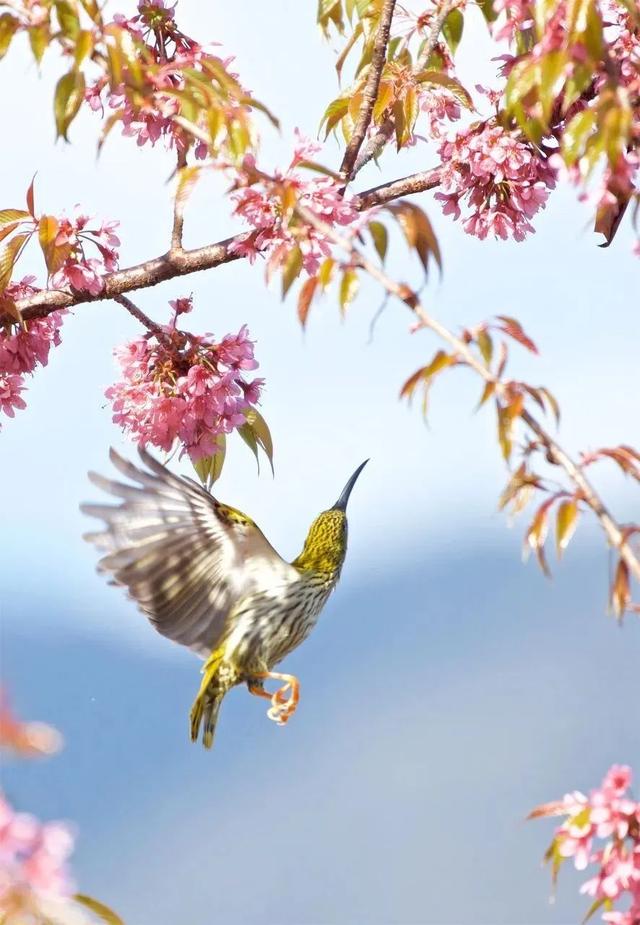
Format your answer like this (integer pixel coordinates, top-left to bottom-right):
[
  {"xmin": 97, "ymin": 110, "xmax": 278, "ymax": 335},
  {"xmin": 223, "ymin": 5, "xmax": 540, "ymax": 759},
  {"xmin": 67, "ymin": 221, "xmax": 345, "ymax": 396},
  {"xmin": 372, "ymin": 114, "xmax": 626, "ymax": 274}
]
[{"xmin": 81, "ymin": 447, "xmax": 297, "ymax": 657}]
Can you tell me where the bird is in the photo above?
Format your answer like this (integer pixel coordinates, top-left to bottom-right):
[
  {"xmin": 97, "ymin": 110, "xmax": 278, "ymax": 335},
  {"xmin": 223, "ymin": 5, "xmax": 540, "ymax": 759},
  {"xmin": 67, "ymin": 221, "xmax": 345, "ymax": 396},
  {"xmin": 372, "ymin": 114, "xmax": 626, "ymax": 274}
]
[{"xmin": 81, "ymin": 448, "xmax": 368, "ymax": 749}]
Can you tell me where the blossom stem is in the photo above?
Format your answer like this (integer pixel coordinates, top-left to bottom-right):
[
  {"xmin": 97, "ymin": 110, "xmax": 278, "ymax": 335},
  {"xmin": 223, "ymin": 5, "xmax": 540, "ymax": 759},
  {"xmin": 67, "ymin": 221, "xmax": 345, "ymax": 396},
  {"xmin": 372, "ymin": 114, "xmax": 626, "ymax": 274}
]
[
  {"xmin": 113, "ymin": 294, "xmax": 170, "ymax": 342},
  {"xmin": 340, "ymin": 0, "xmax": 397, "ymax": 183}
]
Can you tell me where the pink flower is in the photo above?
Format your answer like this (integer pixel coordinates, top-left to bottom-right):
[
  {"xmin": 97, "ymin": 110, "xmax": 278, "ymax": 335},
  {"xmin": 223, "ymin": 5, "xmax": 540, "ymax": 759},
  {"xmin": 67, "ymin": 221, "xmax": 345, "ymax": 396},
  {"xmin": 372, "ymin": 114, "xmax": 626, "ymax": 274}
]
[
  {"xmin": 0, "ymin": 792, "xmax": 75, "ymax": 913},
  {"xmin": 51, "ymin": 258, "xmax": 105, "ymax": 295},
  {"xmin": 106, "ymin": 302, "xmax": 263, "ymax": 462},
  {"xmin": 435, "ymin": 123, "xmax": 556, "ymax": 241},
  {"xmin": 538, "ymin": 766, "xmax": 640, "ymax": 925},
  {"xmin": 0, "ymin": 373, "xmax": 27, "ymax": 422},
  {"xmin": 168, "ymin": 296, "xmax": 193, "ymax": 315},
  {"xmin": 229, "ymin": 133, "xmax": 369, "ymax": 279}
]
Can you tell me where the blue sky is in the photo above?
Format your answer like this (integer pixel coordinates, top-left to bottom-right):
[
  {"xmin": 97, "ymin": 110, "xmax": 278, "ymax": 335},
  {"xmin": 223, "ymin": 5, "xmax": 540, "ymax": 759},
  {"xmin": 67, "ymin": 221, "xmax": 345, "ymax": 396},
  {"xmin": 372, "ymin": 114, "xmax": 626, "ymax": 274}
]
[{"xmin": 1, "ymin": 2, "xmax": 639, "ymax": 923}]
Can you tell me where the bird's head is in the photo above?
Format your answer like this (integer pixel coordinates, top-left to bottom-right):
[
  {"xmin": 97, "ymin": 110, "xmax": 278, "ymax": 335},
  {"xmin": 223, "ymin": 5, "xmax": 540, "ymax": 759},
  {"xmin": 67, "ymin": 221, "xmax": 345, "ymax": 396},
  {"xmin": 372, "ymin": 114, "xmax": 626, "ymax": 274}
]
[{"xmin": 292, "ymin": 460, "xmax": 368, "ymax": 579}]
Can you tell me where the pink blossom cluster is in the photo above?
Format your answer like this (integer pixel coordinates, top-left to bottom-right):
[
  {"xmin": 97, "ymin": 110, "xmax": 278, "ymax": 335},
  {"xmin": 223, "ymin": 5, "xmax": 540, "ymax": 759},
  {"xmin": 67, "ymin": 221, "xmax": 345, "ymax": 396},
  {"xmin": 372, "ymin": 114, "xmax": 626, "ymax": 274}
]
[
  {"xmin": 85, "ymin": 1, "xmax": 243, "ymax": 159},
  {"xmin": 230, "ymin": 132, "xmax": 365, "ymax": 275},
  {"xmin": 0, "ymin": 792, "xmax": 75, "ymax": 918},
  {"xmin": 542, "ymin": 765, "xmax": 640, "ymax": 925},
  {"xmin": 435, "ymin": 123, "xmax": 557, "ymax": 240},
  {"xmin": 106, "ymin": 302, "xmax": 263, "ymax": 461},
  {"xmin": 419, "ymin": 90, "xmax": 462, "ymax": 140},
  {"xmin": 49, "ymin": 212, "xmax": 120, "ymax": 296},
  {"xmin": 0, "ymin": 277, "xmax": 64, "ymax": 429}
]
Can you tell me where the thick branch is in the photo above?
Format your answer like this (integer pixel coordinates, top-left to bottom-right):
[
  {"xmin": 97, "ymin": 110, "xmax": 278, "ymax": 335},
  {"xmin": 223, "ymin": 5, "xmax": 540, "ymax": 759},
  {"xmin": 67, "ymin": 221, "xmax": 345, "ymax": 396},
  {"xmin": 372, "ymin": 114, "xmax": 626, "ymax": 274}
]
[
  {"xmin": 354, "ymin": 167, "xmax": 443, "ymax": 208},
  {"xmin": 340, "ymin": 0, "xmax": 397, "ymax": 183},
  {"xmin": 11, "ymin": 168, "xmax": 444, "ymax": 324},
  {"xmin": 352, "ymin": 0, "xmax": 456, "ymax": 177},
  {"xmin": 294, "ymin": 203, "xmax": 640, "ymax": 587},
  {"xmin": 13, "ymin": 240, "xmax": 241, "ymax": 322}
]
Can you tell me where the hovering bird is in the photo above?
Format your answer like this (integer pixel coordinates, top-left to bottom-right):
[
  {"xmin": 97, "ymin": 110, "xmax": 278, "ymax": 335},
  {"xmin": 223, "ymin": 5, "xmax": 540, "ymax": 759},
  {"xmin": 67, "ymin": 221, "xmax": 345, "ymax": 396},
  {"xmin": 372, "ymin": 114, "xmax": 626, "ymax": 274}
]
[{"xmin": 81, "ymin": 449, "xmax": 368, "ymax": 748}]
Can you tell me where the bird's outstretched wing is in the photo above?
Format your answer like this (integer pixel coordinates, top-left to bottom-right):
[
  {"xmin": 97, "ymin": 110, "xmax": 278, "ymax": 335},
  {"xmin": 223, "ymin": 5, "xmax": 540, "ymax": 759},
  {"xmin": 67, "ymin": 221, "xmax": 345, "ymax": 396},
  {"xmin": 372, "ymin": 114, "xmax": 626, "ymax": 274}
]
[{"xmin": 81, "ymin": 448, "xmax": 297, "ymax": 657}]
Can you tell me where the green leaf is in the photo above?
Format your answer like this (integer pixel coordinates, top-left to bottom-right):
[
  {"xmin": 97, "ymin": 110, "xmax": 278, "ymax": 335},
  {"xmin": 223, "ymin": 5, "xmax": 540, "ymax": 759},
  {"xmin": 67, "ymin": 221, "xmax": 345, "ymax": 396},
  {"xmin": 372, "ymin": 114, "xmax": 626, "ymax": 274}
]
[
  {"xmin": 476, "ymin": 0, "xmax": 498, "ymax": 23},
  {"xmin": 54, "ymin": 0, "xmax": 80, "ymax": 39},
  {"xmin": 414, "ymin": 70, "xmax": 473, "ymax": 109},
  {"xmin": 442, "ymin": 8, "xmax": 464, "ymax": 54},
  {"xmin": 477, "ymin": 329, "xmax": 493, "ymax": 366},
  {"xmin": 281, "ymin": 246, "xmax": 303, "ymax": 299},
  {"xmin": 339, "ymin": 267, "xmax": 359, "ymax": 314},
  {"xmin": 74, "ymin": 28, "xmax": 95, "ymax": 66},
  {"xmin": 555, "ymin": 499, "xmax": 578, "ymax": 556},
  {"xmin": 241, "ymin": 409, "xmax": 274, "ymax": 474},
  {"xmin": 0, "ymin": 13, "xmax": 19, "ymax": 60},
  {"xmin": 74, "ymin": 894, "xmax": 125, "ymax": 925},
  {"xmin": 0, "ymin": 231, "xmax": 31, "ymax": 293},
  {"xmin": 192, "ymin": 436, "xmax": 226, "ymax": 489},
  {"xmin": 368, "ymin": 220, "xmax": 388, "ymax": 263},
  {"xmin": 0, "ymin": 209, "xmax": 30, "ymax": 228},
  {"xmin": 562, "ymin": 109, "xmax": 596, "ymax": 164},
  {"xmin": 29, "ymin": 23, "xmax": 50, "ymax": 64},
  {"xmin": 54, "ymin": 69, "xmax": 86, "ymax": 139}
]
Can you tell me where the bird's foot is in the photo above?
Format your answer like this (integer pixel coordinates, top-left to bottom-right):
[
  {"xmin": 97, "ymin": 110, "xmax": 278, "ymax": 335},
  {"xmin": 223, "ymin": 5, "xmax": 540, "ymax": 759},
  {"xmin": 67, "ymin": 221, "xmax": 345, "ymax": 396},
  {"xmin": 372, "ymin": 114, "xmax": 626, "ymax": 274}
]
[{"xmin": 249, "ymin": 672, "xmax": 300, "ymax": 726}]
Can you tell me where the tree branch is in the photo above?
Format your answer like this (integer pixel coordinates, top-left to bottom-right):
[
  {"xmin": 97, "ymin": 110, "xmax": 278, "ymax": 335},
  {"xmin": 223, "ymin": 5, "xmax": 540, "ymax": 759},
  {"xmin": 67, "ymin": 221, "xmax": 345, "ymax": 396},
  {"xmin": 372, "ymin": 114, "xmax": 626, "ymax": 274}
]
[
  {"xmin": 340, "ymin": 0, "xmax": 397, "ymax": 183},
  {"xmin": 294, "ymin": 202, "xmax": 640, "ymax": 588},
  {"xmin": 113, "ymin": 294, "xmax": 169, "ymax": 341},
  {"xmin": 171, "ymin": 149, "xmax": 188, "ymax": 249},
  {"xmin": 10, "ymin": 168, "xmax": 444, "ymax": 324},
  {"xmin": 352, "ymin": 0, "xmax": 456, "ymax": 177}
]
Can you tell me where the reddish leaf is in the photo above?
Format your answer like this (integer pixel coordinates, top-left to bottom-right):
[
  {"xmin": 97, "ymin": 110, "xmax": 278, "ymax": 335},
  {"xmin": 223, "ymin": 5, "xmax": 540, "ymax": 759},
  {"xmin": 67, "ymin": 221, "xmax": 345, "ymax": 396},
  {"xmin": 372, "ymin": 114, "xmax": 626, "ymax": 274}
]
[
  {"xmin": 524, "ymin": 496, "xmax": 557, "ymax": 576},
  {"xmin": 495, "ymin": 315, "xmax": 538, "ymax": 353},
  {"xmin": 610, "ymin": 558, "xmax": 631, "ymax": 621},
  {"xmin": 297, "ymin": 276, "xmax": 318, "ymax": 328},
  {"xmin": 26, "ymin": 175, "xmax": 36, "ymax": 217}
]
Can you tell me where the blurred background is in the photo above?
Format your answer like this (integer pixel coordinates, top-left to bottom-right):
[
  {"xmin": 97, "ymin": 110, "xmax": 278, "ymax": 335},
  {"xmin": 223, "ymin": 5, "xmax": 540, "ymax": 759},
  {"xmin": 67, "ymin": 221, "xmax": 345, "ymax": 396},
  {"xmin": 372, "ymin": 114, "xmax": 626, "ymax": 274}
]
[{"xmin": 1, "ymin": 1, "xmax": 638, "ymax": 923}]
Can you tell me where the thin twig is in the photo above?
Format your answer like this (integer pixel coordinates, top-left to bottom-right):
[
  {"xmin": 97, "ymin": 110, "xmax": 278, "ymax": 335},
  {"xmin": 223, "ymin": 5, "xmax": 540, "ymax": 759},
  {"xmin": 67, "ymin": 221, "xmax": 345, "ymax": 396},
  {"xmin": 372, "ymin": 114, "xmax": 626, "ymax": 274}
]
[
  {"xmin": 171, "ymin": 149, "xmax": 188, "ymax": 249},
  {"xmin": 113, "ymin": 294, "xmax": 169, "ymax": 342},
  {"xmin": 416, "ymin": 0, "xmax": 457, "ymax": 70},
  {"xmin": 340, "ymin": 0, "xmax": 397, "ymax": 183},
  {"xmin": 9, "ymin": 168, "xmax": 445, "ymax": 324},
  {"xmin": 294, "ymin": 202, "xmax": 640, "ymax": 586}
]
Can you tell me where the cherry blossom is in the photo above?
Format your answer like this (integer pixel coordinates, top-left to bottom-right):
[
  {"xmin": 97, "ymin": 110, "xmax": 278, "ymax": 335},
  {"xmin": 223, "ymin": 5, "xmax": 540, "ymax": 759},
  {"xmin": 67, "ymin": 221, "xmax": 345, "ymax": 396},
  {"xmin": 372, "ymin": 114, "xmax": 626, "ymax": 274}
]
[
  {"xmin": 0, "ymin": 278, "xmax": 65, "ymax": 427},
  {"xmin": 230, "ymin": 132, "xmax": 368, "ymax": 276},
  {"xmin": 49, "ymin": 212, "xmax": 120, "ymax": 295},
  {"xmin": 0, "ymin": 793, "xmax": 76, "ymax": 919},
  {"xmin": 106, "ymin": 301, "xmax": 263, "ymax": 461},
  {"xmin": 435, "ymin": 123, "xmax": 557, "ymax": 240},
  {"xmin": 534, "ymin": 765, "xmax": 640, "ymax": 925}
]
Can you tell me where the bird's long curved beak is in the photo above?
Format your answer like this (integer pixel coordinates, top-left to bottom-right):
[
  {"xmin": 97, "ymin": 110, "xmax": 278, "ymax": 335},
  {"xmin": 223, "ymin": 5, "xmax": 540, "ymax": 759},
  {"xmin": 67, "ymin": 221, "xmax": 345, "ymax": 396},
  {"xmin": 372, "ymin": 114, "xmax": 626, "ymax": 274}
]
[{"xmin": 332, "ymin": 459, "xmax": 369, "ymax": 511}]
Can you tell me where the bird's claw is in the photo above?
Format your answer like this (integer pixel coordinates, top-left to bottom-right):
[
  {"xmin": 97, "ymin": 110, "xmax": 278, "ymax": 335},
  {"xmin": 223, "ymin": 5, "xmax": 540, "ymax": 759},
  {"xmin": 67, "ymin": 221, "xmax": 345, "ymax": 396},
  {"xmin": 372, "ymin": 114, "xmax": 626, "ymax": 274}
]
[{"xmin": 267, "ymin": 683, "xmax": 297, "ymax": 725}]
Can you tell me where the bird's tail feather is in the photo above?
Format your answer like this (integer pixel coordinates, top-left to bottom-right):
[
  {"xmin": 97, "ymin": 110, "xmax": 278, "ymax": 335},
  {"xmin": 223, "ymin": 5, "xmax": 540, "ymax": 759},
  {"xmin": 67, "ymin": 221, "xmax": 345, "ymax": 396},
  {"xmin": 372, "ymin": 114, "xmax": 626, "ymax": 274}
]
[{"xmin": 190, "ymin": 690, "xmax": 224, "ymax": 749}]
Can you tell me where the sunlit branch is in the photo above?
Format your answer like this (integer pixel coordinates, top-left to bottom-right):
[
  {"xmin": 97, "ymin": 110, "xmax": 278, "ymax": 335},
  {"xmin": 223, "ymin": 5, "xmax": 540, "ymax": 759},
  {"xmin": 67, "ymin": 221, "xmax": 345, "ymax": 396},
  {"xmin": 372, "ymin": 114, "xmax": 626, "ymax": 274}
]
[
  {"xmin": 113, "ymin": 294, "xmax": 169, "ymax": 341},
  {"xmin": 171, "ymin": 149, "xmax": 188, "ymax": 249},
  {"xmin": 352, "ymin": 0, "xmax": 456, "ymax": 176},
  {"xmin": 294, "ymin": 202, "xmax": 640, "ymax": 588},
  {"xmin": 10, "ymin": 168, "xmax": 445, "ymax": 324},
  {"xmin": 340, "ymin": 0, "xmax": 397, "ymax": 183}
]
